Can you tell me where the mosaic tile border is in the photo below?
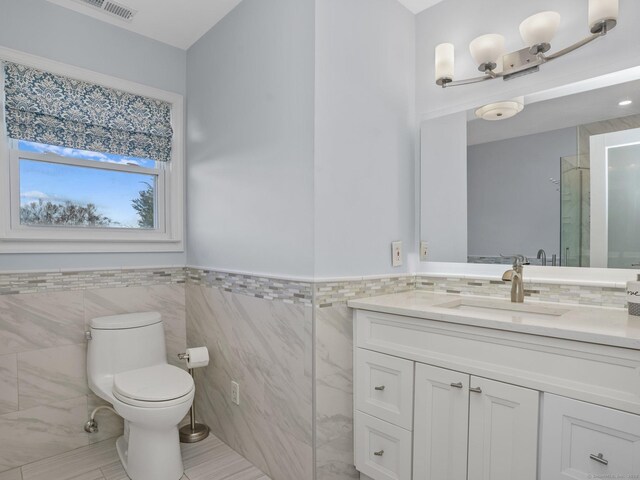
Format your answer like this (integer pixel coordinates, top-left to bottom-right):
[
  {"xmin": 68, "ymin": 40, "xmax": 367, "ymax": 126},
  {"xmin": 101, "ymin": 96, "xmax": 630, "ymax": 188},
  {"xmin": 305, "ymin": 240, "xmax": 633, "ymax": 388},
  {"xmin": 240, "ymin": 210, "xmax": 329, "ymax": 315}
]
[
  {"xmin": 416, "ymin": 276, "xmax": 627, "ymax": 309},
  {"xmin": 0, "ymin": 266, "xmax": 628, "ymax": 309},
  {"xmin": 0, "ymin": 267, "xmax": 185, "ymax": 295},
  {"xmin": 186, "ymin": 267, "xmax": 313, "ymax": 306},
  {"xmin": 314, "ymin": 276, "xmax": 415, "ymax": 307}
]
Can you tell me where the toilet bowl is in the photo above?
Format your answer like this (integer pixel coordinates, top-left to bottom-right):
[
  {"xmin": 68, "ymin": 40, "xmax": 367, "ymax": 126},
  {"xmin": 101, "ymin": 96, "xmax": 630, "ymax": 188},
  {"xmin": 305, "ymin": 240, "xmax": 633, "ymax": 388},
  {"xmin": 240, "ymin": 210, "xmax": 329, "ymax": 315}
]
[{"xmin": 87, "ymin": 312, "xmax": 194, "ymax": 480}]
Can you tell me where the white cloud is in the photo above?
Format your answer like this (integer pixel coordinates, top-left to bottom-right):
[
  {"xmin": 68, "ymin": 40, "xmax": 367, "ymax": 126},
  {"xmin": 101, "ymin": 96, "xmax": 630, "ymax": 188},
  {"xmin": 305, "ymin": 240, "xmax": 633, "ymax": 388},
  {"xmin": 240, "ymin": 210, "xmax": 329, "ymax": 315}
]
[{"xmin": 20, "ymin": 190, "xmax": 50, "ymax": 200}]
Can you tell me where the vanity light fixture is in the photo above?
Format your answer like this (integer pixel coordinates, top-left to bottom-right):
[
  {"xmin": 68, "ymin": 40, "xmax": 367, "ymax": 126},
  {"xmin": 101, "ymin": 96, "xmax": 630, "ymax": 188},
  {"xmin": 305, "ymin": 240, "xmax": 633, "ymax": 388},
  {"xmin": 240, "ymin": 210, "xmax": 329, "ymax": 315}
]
[
  {"xmin": 435, "ymin": 0, "xmax": 619, "ymax": 88},
  {"xmin": 618, "ymin": 99, "xmax": 633, "ymax": 106}
]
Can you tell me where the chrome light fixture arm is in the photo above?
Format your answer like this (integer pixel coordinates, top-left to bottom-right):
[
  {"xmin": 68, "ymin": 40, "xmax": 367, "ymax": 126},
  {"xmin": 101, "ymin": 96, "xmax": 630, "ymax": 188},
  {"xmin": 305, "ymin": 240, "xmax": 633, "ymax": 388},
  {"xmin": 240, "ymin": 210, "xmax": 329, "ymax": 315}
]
[{"xmin": 543, "ymin": 22, "xmax": 611, "ymax": 62}]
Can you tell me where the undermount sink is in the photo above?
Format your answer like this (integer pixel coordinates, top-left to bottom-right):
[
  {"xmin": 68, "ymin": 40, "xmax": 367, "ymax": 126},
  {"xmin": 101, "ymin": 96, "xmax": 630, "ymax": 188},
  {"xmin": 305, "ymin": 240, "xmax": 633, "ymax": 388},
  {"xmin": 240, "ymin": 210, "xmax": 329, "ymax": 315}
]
[{"xmin": 435, "ymin": 298, "xmax": 570, "ymax": 321}]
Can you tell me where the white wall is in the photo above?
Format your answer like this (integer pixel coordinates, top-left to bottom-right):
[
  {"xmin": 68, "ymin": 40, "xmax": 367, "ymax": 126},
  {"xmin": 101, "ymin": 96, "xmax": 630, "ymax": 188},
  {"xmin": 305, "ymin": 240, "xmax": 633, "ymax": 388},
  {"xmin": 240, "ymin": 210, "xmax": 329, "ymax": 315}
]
[
  {"xmin": 467, "ymin": 127, "xmax": 577, "ymax": 259},
  {"xmin": 186, "ymin": 0, "xmax": 316, "ymax": 277},
  {"xmin": 0, "ymin": 0, "xmax": 187, "ymax": 271},
  {"xmin": 313, "ymin": 0, "xmax": 416, "ymax": 277},
  {"xmin": 416, "ymin": 0, "xmax": 640, "ymax": 120},
  {"xmin": 420, "ymin": 112, "xmax": 467, "ymax": 262}
]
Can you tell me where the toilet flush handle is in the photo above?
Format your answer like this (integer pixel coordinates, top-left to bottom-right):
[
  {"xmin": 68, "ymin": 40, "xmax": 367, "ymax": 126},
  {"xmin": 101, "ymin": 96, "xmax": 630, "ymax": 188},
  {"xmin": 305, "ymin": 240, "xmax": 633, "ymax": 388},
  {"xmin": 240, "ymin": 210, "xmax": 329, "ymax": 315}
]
[{"xmin": 177, "ymin": 352, "xmax": 189, "ymax": 361}]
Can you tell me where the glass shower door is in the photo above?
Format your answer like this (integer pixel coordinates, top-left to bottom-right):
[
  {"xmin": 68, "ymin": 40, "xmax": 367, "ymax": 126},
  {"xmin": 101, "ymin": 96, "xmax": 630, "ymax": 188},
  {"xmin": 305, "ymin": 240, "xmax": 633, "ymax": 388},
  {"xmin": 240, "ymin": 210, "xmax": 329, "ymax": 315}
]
[
  {"xmin": 607, "ymin": 143, "xmax": 640, "ymax": 269},
  {"xmin": 560, "ymin": 155, "xmax": 590, "ymax": 267}
]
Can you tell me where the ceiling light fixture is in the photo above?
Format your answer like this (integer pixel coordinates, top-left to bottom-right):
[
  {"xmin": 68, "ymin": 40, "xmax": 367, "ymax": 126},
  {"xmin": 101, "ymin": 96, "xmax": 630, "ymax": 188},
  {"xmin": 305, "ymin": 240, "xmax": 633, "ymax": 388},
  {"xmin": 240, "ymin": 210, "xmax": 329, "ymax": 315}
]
[
  {"xmin": 618, "ymin": 100, "xmax": 633, "ymax": 106},
  {"xmin": 435, "ymin": 0, "xmax": 619, "ymax": 88},
  {"xmin": 475, "ymin": 97, "xmax": 525, "ymax": 121}
]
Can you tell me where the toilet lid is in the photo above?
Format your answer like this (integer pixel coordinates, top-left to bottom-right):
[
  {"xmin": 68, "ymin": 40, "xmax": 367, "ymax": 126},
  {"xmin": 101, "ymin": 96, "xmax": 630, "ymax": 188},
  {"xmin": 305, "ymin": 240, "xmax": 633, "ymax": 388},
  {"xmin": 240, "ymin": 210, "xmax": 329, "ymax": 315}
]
[{"xmin": 113, "ymin": 364, "xmax": 194, "ymax": 402}]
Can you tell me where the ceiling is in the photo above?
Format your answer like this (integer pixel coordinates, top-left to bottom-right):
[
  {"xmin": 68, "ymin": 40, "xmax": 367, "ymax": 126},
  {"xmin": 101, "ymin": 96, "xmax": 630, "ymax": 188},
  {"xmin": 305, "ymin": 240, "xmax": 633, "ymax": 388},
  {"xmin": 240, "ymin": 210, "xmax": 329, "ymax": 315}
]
[
  {"xmin": 395, "ymin": 0, "xmax": 446, "ymax": 14},
  {"xmin": 46, "ymin": 0, "xmax": 445, "ymax": 50},
  {"xmin": 468, "ymin": 78, "xmax": 640, "ymax": 146},
  {"xmin": 46, "ymin": 0, "xmax": 243, "ymax": 50}
]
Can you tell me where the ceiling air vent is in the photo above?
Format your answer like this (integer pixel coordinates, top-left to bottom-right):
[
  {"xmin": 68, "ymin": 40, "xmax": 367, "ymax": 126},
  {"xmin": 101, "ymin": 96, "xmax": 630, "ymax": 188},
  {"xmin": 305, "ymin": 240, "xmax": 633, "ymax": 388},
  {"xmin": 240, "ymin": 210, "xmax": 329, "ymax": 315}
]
[{"xmin": 72, "ymin": 0, "xmax": 137, "ymax": 22}]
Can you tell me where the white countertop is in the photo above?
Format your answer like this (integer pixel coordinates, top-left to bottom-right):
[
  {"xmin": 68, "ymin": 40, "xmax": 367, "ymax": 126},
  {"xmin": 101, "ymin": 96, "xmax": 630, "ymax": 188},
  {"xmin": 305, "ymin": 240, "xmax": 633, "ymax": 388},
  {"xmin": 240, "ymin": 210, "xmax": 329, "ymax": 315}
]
[{"xmin": 348, "ymin": 291, "xmax": 640, "ymax": 350}]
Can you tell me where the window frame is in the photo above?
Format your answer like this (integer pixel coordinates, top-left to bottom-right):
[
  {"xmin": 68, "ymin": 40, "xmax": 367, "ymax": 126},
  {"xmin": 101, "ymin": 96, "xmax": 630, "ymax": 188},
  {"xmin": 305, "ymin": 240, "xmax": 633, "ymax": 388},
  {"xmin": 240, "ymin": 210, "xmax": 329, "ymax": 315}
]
[
  {"xmin": 0, "ymin": 46, "xmax": 185, "ymax": 253},
  {"xmin": 10, "ymin": 149, "xmax": 167, "ymax": 237}
]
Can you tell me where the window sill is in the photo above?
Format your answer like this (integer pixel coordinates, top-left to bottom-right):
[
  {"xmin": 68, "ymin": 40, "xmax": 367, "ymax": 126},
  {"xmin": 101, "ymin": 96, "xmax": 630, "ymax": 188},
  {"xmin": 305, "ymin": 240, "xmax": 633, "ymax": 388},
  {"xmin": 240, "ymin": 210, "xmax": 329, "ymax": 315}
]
[{"xmin": 0, "ymin": 237, "xmax": 184, "ymax": 254}]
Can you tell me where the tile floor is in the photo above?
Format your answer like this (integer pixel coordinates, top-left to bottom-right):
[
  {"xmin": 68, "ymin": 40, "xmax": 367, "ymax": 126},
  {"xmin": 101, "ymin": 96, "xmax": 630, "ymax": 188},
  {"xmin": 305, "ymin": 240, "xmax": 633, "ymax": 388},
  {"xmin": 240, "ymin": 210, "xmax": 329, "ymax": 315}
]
[{"xmin": 1, "ymin": 434, "xmax": 269, "ymax": 480}]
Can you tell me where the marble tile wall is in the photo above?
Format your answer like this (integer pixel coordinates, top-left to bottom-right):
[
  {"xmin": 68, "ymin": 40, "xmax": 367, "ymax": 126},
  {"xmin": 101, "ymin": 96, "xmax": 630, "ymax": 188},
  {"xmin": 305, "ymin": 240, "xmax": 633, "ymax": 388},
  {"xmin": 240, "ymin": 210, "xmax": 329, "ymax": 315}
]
[
  {"xmin": 314, "ymin": 305, "xmax": 359, "ymax": 480},
  {"xmin": 0, "ymin": 280, "xmax": 187, "ymax": 474},
  {"xmin": 186, "ymin": 284, "xmax": 313, "ymax": 480},
  {"xmin": 2, "ymin": 265, "xmax": 627, "ymax": 479},
  {"xmin": 313, "ymin": 278, "xmax": 414, "ymax": 480}
]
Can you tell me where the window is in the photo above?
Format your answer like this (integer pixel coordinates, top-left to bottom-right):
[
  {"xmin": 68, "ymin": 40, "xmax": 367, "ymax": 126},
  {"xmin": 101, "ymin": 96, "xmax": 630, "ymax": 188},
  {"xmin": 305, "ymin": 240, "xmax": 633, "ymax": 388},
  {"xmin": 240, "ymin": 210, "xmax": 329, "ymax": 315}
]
[{"xmin": 0, "ymin": 49, "xmax": 184, "ymax": 253}]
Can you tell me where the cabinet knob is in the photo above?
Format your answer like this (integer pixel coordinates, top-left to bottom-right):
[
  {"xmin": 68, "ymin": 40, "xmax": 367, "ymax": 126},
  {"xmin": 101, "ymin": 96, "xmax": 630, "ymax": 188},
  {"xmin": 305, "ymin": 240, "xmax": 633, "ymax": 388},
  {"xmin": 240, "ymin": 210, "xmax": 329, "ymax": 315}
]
[
  {"xmin": 374, "ymin": 449, "xmax": 384, "ymax": 457},
  {"xmin": 469, "ymin": 386, "xmax": 482, "ymax": 393},
  {"xmin": 374, "ymin": 385, "xmax": 385, "ymax": 391},
  {"xmin": 589, "ymin": 453, "xmax": 608, "ymax": 465},
  {"xmin": 450, "ymin": 382, "xmax": 463, "ymax": 389}
]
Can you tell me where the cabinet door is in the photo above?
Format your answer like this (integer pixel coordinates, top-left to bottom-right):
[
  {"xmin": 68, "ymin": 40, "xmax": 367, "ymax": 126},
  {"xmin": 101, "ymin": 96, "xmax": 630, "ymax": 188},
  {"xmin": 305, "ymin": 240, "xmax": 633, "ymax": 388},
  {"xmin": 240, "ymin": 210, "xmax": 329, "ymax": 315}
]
[
  {"xmin": 412, "ymin": 363, "xmax": 469, "ymax": 480},
  {"xmin": 356, "ymin": 348, "xmax": 414, "ymax": 429},
  {"xmin": 468, "ymin": 377, "xmax": 539, "ymax": 480},
  {"xmin": 540, "ymin": 393, "xmax": 640, "ymax": 479}
]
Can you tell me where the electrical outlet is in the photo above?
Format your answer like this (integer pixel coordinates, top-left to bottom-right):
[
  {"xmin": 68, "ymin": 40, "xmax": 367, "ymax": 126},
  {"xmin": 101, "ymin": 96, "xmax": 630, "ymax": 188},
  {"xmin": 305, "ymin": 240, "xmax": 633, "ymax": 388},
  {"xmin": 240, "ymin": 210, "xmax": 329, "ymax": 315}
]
[
  {"xmin": 420, "ymin": 241, "xmax": 429, "ymax": 261},
  {"xmin": 231, "ymin": 381, "xmax": 240, "ymax": 406},
  {"xmin": 391, "ymin": 241, "xmax": 403, "ymax": 267}
]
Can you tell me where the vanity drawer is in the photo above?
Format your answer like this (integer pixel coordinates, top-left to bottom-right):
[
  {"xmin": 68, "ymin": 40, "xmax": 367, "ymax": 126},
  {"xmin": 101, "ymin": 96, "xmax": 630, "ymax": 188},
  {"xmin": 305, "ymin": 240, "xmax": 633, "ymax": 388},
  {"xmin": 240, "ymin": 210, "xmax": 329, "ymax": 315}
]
[
  {"xmin": 354, "ymin": 410, "xmax": 412, "ymax": 480},
  {"xmin": 540, "ymin": 394, "xmax": 640, "ymax": 479},
  {"xmin": 355, "ymin": 348, "xmax": 414, "ymax": 429}
]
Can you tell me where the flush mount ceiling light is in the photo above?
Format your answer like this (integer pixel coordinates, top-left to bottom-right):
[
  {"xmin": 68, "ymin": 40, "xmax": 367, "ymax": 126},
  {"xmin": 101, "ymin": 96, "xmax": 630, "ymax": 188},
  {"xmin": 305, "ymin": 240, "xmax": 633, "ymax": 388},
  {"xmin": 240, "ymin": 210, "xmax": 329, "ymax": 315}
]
[
  {"xmin": 618, "ymin": 100, "xmax": 633, "ymax": 106},
  {"xmin": 475, "ymin": 97, "xmax": 525, "ymax": 121},
  {"xmin": 435, "ymin": 0, "xmax": 619, "ymax": 88}
]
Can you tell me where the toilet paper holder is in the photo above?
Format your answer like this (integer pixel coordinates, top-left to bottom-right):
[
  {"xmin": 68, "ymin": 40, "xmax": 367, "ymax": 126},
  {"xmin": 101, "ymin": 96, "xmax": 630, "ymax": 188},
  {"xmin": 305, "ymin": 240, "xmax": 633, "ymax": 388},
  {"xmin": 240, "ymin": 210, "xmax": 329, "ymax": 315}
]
[{"xmin": 177, "ymin": 350, "xmax": 210, "ymax": 443}]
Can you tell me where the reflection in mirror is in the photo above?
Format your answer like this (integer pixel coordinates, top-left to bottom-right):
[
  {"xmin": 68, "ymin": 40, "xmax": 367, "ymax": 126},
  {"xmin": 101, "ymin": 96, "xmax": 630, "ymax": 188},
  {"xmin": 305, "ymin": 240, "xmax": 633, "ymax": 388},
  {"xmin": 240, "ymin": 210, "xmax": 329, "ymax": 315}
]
[{"xmin": 463, "ymin": 76, "xmax": 640, "ymax": 268}]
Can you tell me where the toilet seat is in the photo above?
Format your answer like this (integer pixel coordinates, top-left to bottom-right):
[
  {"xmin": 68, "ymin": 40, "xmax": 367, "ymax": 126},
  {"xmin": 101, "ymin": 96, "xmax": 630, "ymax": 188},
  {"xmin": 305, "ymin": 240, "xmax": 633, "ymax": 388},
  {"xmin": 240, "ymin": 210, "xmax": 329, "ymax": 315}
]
[{"xmin": 113, "ymin": 364, "xmax": 194, "ymax": 408}]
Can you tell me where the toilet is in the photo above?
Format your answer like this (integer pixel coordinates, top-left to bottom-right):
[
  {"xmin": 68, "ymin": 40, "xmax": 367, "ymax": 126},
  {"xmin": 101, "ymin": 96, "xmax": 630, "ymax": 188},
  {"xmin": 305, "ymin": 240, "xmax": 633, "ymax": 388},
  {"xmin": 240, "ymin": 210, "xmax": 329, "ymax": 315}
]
[{"xmin": 87, "ymin": 311, "xmax": 194, "ymax": 480}]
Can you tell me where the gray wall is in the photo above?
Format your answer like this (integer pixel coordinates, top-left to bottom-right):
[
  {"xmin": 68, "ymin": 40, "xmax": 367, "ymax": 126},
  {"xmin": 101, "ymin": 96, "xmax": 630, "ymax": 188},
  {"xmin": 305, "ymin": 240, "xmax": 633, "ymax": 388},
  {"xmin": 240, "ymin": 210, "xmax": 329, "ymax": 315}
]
[
  {"xmin": 0, "ymin": 0, "xmax": 187, "ymax": 271},
  {"xmin": 467, "ymin": 127, "xmax": 577, "ymax": 259},
  {"xmin": 186, "ymin": 0, "xmax": 316, "ymax": 277},
  {"xmin": 313, "ymin": 0, "xmax": 416, "ymax": 277},
  {"xmin": 421, "ymin": 112, "xmax": 468, "ymax": 262}
]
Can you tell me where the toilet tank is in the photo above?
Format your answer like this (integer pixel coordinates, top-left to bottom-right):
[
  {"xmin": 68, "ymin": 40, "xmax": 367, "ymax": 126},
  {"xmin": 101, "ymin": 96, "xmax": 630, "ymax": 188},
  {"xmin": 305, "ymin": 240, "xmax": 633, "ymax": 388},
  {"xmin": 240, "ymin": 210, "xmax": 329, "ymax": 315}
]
[{"xmin": 87, "ymin": 312, "xmax": 168, "ymax": 391}]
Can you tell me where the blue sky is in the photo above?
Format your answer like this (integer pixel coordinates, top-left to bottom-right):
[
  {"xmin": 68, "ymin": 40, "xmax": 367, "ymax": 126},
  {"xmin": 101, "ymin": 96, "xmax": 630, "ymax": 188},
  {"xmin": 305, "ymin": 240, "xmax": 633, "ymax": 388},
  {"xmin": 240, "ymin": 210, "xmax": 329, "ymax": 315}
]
[{"xmin": 19, "ymin": 141, "xmax": 156, "ymax": 228}]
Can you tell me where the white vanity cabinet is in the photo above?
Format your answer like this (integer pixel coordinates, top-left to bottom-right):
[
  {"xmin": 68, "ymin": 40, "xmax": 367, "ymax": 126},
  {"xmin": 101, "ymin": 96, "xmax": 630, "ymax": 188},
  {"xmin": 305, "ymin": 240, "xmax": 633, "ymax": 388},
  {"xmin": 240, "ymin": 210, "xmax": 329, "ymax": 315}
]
[
  {"xmin": 351, "ymin": 303, "xmax": 640, "ymax": 480},
  {"xmin": 356, "ymin": 354, "xmax": 540, "ymax": 480}
]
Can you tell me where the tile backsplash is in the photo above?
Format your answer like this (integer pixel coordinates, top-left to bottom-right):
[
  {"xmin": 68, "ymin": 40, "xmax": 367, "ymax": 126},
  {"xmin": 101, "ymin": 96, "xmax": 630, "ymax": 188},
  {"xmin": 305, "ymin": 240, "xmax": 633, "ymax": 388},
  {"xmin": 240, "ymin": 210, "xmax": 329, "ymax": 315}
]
[
  {"xmin": 416, "ymin": 275, "xmax": 627, "ymax": 309},
  {"xmin": 0, "ymin": 267, "xmax": 185, "ymax": 295}
]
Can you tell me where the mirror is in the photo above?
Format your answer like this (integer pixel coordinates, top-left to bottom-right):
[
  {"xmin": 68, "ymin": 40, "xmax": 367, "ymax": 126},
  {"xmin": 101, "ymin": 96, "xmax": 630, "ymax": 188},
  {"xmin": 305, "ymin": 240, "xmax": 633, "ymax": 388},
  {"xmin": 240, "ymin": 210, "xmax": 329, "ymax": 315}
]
[{"xmin": 420, "ymin": 72, "xmax": 640, "ymax": 268}]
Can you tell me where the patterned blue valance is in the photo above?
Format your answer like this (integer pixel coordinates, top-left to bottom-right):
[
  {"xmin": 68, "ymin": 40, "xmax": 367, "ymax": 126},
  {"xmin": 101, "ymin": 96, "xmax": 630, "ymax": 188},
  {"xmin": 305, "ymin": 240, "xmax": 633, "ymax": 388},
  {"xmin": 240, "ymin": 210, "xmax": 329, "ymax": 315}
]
[{"xmin": 3, "ymin": 62, "xmax": 173, "ymax": 162}]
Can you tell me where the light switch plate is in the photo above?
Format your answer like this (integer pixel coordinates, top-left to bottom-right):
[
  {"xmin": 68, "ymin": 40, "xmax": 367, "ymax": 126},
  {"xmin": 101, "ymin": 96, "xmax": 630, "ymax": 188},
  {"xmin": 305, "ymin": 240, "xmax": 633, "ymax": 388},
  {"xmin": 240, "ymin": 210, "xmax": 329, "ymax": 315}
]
[
  {"xmin": 420, "ymin": 241, "xmax": 429, "ymax": 261},
  {"xmin": 392, "ymin": 241, "xmax": 403, "ymax": 267}
]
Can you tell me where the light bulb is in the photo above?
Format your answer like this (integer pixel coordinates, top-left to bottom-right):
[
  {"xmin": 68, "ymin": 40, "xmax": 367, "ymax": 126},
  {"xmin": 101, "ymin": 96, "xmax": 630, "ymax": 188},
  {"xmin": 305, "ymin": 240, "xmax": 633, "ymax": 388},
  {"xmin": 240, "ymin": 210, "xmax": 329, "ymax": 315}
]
[
  {"xmin": 519, "ymin": 11, "xmax": 561, "ymax": 52},
  {"xmin": 435, "ymin": 43, "xmax": 455, "ymax": 84},
  {"xmin": 589, "ymin": 0, "xmax": 618, "ymax": 33},
  {"xmin": 469, "ymin": 34, "xmax": 505, "ymax": 71}
]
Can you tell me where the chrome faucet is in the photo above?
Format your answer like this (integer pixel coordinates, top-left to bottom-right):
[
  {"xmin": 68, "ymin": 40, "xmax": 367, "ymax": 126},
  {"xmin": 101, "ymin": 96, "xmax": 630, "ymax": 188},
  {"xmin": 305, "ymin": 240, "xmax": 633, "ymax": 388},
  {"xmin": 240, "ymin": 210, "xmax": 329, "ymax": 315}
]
[
  {"xmin": 501, "ymin": 254, "xmax": 526, "ymax": 303},
  {"xmin": 537, "ymin": 249, "xmax": 547, "ymax": 266}
]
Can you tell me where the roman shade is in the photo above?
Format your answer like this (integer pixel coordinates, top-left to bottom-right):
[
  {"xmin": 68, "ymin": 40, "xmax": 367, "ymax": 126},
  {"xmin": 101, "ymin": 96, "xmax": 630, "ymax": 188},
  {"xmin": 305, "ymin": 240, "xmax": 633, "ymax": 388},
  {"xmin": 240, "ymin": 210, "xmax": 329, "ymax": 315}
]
[{"xmin": 3, "ymin": 62, "xmax": 173, "ymax": 162}]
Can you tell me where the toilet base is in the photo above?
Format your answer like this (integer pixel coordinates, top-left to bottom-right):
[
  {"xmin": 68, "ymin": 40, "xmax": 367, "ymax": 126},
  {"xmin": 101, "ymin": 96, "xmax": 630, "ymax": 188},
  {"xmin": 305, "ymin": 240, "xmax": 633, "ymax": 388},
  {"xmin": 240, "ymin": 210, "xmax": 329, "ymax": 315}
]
[{"xmin": 116, "ymin": 422, "xmax": 184, "ymax": 480}]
